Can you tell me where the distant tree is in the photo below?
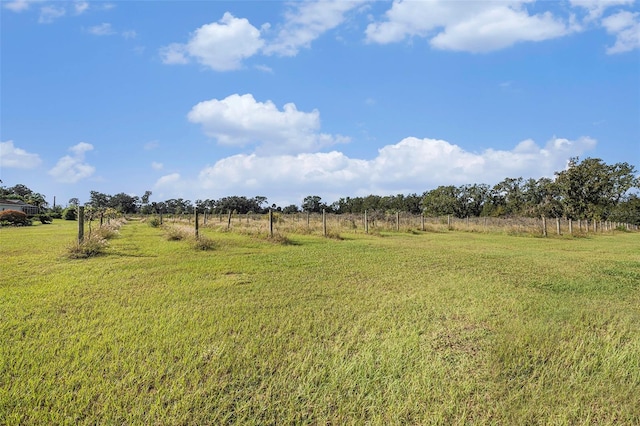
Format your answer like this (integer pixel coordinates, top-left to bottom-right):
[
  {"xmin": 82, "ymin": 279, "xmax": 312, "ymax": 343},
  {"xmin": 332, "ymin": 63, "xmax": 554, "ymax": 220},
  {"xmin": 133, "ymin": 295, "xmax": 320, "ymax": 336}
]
[
  {"xmin": 555, "ymin": 157, "xmax": 639, "ymax": 220},
  {"xmin": 109, "ymin": 193, "xmax": 139, "ymax": 214},
  {"xmin": 141, "ymin": 190, "xmax": 152, "ymax": 205},
  {"xmin": 609, "ymin": 194, "xmax": 640, "ymax": 225},
  {"xmin": 282, "ymin": 204, "xmax": 300, "ymax": 214},
  {"xmin": 302, "ymin": 195, "xmax": 324, "ymax": 213},
  {"xmin": 89, "ymin": 191, "xmax": 111, "ymax": 210},
  {"xmin": 68, "ymin": 198, "xmax": 79, "ymax": 206},
  {"xmin": 421, "ymin": 186, "xmax": 459, "ymax": 217}
]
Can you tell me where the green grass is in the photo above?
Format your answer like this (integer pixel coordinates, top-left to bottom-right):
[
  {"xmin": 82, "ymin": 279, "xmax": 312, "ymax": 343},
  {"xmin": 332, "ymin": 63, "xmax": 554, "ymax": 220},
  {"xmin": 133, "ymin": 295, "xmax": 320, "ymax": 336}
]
[{"xmin": 1, "ymin": 219, "xmax": 639, "ymax": 424}]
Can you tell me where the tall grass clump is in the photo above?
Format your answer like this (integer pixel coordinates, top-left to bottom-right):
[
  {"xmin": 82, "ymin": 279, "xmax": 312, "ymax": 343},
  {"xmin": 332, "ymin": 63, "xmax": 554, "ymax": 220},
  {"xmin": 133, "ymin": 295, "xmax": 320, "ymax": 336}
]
[
  {"xmin": 164, "ymin": 224, "xmax": 193, "ymax": 241},
  {"xmin": 65, "ymin": 234, "xmax": 109, "ymax": 258},
  {"xmin": 191, "ymin": 235, "xmax": 215, "ymax": 250}
]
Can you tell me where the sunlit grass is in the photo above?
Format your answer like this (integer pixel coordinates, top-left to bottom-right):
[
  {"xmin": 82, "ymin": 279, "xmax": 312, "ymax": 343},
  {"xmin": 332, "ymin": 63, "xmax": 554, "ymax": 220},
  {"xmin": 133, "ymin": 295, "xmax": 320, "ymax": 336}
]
[{"xmin": 1, "ymin": 219, "xmax": 639, "ymax": 424}]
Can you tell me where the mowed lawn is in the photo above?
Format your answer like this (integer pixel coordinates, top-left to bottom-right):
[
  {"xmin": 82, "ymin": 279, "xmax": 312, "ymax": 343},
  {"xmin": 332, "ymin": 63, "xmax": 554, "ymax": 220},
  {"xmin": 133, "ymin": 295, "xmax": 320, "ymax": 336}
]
[{"xmin": 1, "ymin": 219, "xmax": 639, "ymax": 424}]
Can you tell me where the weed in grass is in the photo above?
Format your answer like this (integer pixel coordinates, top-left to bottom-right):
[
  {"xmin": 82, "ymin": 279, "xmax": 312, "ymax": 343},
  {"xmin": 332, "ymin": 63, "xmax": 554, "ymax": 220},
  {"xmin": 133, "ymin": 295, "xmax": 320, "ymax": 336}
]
[
  {"xmin": 164, "ymin": 224, "xmax": 193, "ymax": 241},
  {"xmin": 191, "ymin": 235, "xmax": 216, "ymax": 251},
  {"xmin": 65, "ymin": 234, "xmax": 109, "ymax": 258}
]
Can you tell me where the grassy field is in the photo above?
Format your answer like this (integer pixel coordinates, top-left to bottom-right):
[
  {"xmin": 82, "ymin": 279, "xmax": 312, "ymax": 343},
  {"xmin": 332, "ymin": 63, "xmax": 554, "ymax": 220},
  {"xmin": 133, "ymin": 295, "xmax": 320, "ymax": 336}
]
[{"xmin": 1, "ymin": 219, "xmax": 639, "ymax": 424}]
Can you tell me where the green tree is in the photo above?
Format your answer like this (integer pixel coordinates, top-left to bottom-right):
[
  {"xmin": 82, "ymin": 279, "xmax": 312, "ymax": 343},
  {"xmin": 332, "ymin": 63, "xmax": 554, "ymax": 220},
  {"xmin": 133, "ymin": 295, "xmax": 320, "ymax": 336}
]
[
  {"xmin": 302, "ymin": 195, "xmax": 324, "ymax": 213},
  {"xmin": 555, "ymin": 157, "xmax": 639, "ymax": 220},
  {"xmin": 421, "ymin": 186, "xmax": 459, "ymax": 217}
]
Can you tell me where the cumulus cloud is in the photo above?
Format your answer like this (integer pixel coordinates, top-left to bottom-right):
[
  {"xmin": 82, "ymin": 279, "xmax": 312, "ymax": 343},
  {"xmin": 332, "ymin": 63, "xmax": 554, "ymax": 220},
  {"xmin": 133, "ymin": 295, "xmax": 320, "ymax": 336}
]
[
  {"xmin": 159, "ymin": 12, "xmax": 264, "ymax": 71},
  {"xmin": 155, "ymin": 135, "xmax": 596, "ymax": 205},
  {"xmin": 3, "ymin": 0, "xmax": 31, "ymax": 12},
  {"xmin": 366, "ymin": 1, "xmax": 572, "ymax": 52},
  {"xmin": 263, "ymin": 0, "xmax": 366, "ymax": 56},
  {"xmin": 187, "ymin": 93, "xmax": 350, "ymax": 154},
  {"xmin": 0, "ymin": 140, "xmax": 42, "ymax": 169},
  {"xmin": 602, "ymin": 10, "xmax": 640, "ymax": 53},
  {"xmin": 38, "ymin": 5, "xmax": 65, "ymax": 23},
  {"xmin": 570, "ymin": 0, "xmax": 634, "ymax": 21},
  {"xmin": 48, "ymin": 142, "xmax": 95, "ymax": 183},
  {"xmin": 88, "ymin": 22, "xmax": 115, "ymax": 36},
  {"xmin": 74, "ymin": 1, "xmax": 89, "ymax": 15}
]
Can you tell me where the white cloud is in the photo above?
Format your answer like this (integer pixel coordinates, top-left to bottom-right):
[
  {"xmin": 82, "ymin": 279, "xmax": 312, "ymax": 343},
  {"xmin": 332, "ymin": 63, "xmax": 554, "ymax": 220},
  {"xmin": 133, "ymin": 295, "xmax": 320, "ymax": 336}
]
[
  {"xmin": 74, "ymin": 1, "xmax": 89, "ymax": 15},
  {"xmin": 602, "ymin": 10, "xmax": 640, "ymax": 53},
  {"xmin": 151, "ymin": 162, "xmax": 164, "ymax": 170},
  {"xmin": 187, "ymin": 93, "xmax": 350, "ymax": 154},
  {"xmin": 263, "ymin": 0, "xmax": 366, "ymax": 56},
  {"xmin": 254, "ymin": 64, "xmax": 274, "ymax": 73},
  {"xmin": 156, "ymin": 135, "xmax": 596, "ymax": 205},
  {"xmin": 366, "ymin": 1, "xmax": 572, "ymax": 52},
  {"xmin": 570, "ymin": 0, "xmax": 634, "ymax": 21},
  {"xmin": 122, "ymin": 30, "xmax": 137, "ymax": 39},
  {"xmin": 159, "ymin": 12, "xmax": 264, "ymax": 71},
  {"xmin": 38, "ymin": 5, "xmax": 65, "ymax": 23},
  {"xmin": 0, "ymin": 140, "xmax": 42, "ymax": 169},
  {"xmin": 48, "ymin": 142, "xmax": 95, "ymax": 183},
  {"xmin": 3, "ymin": 0, "xmax": 31, "ymax": 12},
  {"xmin": 88, "ymin": 23, "xmax": 115, "ymax": 36}
]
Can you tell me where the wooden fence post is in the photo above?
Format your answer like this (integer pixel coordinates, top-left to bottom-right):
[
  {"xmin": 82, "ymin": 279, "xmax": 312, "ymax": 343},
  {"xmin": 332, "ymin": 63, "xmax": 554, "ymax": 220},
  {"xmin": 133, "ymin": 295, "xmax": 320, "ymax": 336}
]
[
  {"xmin": 322, "ymin": 209, "xmax": 327, "ymax": 237},
  {"xmin": 227, "ymin": 210, "xmax": 232, "ymax": 230},
  {"xmin": 269, "ymin": 209, "xmax": 273, "ymax": 237},
  {"xmin": 396, "ymin": 212, "xmax": 400, "ymax": 231},
  {"xmin": 422, "ymin": 214, "xmax": 425, "ymax": 232},
  {"xmin": 194, "ymin": 207, "xmax": 199, "ymax": 238},
  {"xmin": 568, "ymin": 218, "xmax": 572, "ymax": 235},
  {"xmin": 78, "ymin": 206, "xmax": 85, "ymax": 243},
  {"xmin": 542, "ymin": 216, "xmax": 547, "ymax": 237},
  {"xmin": 447, "ymin": 215, "xmax": 451, "ymax": 230},
  {"xmin": 365, "ymin": 210, "xmax": 369, "ymax": 234},
  {"xmin": 556, "ymin": 217, "xmax": 561, "ymax": 235}
]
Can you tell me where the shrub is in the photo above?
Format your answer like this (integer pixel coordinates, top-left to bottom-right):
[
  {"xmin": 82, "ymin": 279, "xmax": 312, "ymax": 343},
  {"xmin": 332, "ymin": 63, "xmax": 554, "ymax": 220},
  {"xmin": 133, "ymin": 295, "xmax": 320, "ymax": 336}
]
[
  {"xmin": 0, "ymin": 210, "xmax": 32, "ymax": 226},
  {"xmin": 147, "ymin": 217, "xmax": 161, "ymax": 228},
  {"xmin": 66, "ymin": 235, "xmax": 108, "ymax": 258},
  {"xmin": 39, "ymin": 214, "xmax": 53, "ymax": 224},
  {"xmin": 191, "ymin": 235, "xmax": 215, "ymax": 251},
  {"xmin": 63, "ymin": 208, "xmax": 77, "ymax": 221},
  {"xmin": 165, "ymin": 225, "xmax": 192, "ymax": 241}
]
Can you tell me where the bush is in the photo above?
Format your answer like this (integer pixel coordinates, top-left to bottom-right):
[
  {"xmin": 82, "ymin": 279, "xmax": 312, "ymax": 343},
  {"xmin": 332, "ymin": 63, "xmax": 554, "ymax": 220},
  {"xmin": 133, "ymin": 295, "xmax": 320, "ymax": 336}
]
[
  {"xmin": 66, "ymin": 235, "xmax": 108, "ymax": 258},
  {"xmin": 63, "ymin": 208, "xmax": 77, "ymax": 221},
  {"xmin": 147, "ymin": 217, "xmax": 161, "ymax": 228},
  {"xmin": 0, "ymin": 210, "xmax": 32, "ymax": 226},
  {"xmin": 39, "ymin": 214, "xmax": 53, "ymax": 224},
  {"xmin": 191, "ymin": 235, "xmax": 215, "ymax": 251},
  {"xmin": 165, "ymin": 225, "xmax": 192, "ymax": 241}
]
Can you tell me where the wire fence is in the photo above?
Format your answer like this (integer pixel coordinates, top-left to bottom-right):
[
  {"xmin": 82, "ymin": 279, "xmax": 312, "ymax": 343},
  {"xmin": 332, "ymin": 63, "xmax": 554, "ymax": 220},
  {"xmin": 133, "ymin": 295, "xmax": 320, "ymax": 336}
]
[{"xmin": 152, "ymin": 211, "xmax": 638, "ymax": 238}]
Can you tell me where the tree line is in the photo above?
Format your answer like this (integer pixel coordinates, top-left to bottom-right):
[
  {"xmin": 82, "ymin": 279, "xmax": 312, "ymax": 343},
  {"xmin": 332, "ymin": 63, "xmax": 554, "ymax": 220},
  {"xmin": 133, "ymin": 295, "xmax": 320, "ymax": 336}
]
[{"xmin": 2, "ymin": 157, "xmax": 639, "ymax": 225}]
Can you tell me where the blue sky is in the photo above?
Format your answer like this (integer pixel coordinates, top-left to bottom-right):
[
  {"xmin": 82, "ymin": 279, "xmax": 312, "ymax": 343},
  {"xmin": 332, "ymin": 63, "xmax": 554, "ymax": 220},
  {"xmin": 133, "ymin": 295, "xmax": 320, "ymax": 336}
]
[{"xmin": 1, "ymin": 0, "xmax": 639, "ymax": 207}]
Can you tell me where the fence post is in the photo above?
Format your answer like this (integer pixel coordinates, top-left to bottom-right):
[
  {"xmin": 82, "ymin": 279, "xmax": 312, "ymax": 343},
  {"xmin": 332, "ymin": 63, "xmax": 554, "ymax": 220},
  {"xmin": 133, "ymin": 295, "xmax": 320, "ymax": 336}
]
[
  {"xmin": 78, "ymin": 206, "xmax": 85, "ymax": 243},
  {"xmin": 396, "ymin": 212, "xmax": 400, "ymax": 231},
  {"xmin": 227, "ymin": 210, "xmax": 232, "ymax": 230},
  {"xmin": 568, "ymin": 218, "xmax": 572, "ymax": 235},
  {"xmin": 322, "ymin": 209, "xmax": 327, "ymax": 237},
  {"xmin": 422, "ymin": 214, "xmax": 425, "ymax": 232},
  {"xmin": 447, "ymin": 215, "xmax": 451, "ymax": 230},
  {"xmin": 542, "ymin": 216, "xmax": 547, "ymax": 237},
  {"xmin": 556, "ymin": 217, "xmax": 561, "ymax": 235},
  {"xmin": 307, "ymin": 211, "xmax": 310, "ymax": 228},
  {"xmin": 194, "ymin": 207, "xmax": 199, "ymax": 239},
  {"xmin": 365, "ymin": 210, "xmax": 369, "ymax": 234},
  {"xmin": 269, "ymin": 209, "xmax": 273, "ymax": 237}
]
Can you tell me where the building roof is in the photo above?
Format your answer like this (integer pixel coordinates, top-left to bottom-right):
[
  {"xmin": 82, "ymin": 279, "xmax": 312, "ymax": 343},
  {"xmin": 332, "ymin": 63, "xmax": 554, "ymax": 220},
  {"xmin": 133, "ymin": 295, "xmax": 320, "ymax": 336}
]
[{"xmin": 0, "ymin": 199, "xmax": 34, "ymax": 206}]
